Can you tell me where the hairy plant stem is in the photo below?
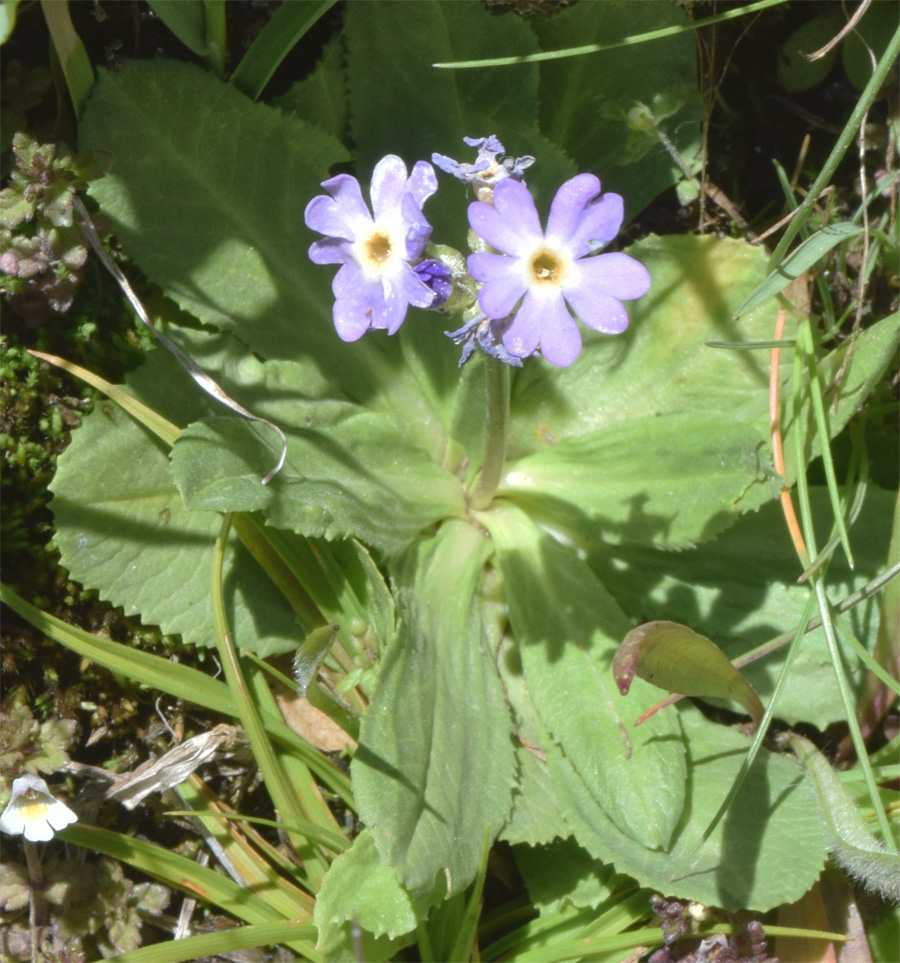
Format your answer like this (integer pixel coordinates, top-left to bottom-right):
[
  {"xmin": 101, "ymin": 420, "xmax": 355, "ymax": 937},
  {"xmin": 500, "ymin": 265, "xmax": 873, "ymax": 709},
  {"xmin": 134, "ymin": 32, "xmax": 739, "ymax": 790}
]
[{"xmin": 471, "ymin": 358, "xmax": 510, "ymax": 510}]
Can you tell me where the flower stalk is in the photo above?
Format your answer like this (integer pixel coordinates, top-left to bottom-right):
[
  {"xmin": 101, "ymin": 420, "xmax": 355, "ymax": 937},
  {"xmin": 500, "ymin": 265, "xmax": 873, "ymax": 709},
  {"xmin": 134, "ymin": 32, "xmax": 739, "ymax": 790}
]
[{"xmin": 471, "ymin": 357, "xmax": 510, "ymax": 510}]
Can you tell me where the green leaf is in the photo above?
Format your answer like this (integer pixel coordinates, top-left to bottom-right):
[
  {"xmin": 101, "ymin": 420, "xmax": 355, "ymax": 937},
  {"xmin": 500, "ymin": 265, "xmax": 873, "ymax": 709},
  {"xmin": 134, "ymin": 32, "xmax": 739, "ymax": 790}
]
[
  {"xmin": 274, "ymin": 33, "xmax": 349, "ymax": 142},
  {"xmin": 734, "ymin": 222, "xmax": 862, "ymax": 319},
  {"xmin": 59, "ymin": 824, "xmax": 300, "ymax": 926},
  {"xmin": 614, "ymin": 621, "xmax": 765, "ymax": 726},
  {"xmin": 517, "ymin": 700, "xmax": 825, "ymax": 911},
  {"xmin": 315, "ymin": 829, "xmax": 440, "ymax": 957},
  {"xmin": 50, "ymin": 402, "xmax": 299, "ymax": 656},
  {"xmin": 77, "ymin": 59, "xmax": 354, "ymax": 375},
  {"xmin": 513, "ymin": 837, "xmax": 621, "ymax": 913},
  {"xmin": 77, "ymin": 58, "xmax": 463, "ymax": 454},
  {"xmin": 1, "ymin": 584, "xmax": 233, "ymax": 711},
  {"xmin": 842, "ymin": 0, "xmax": 900, "ymax": 91},
  {"xmin": 508, "ymin": 235, "xmax": 778, "ymax": 453},
  {"xmin": 230, "ymin": 0, "xmax": 338, "ymax": 101},
  {"xmin": 100, "ymin": 921, "xmax": 319, "ymax": 963},
  {"xmin": 502, "ymin": 411, "xmax": 764, "ymax": 549},
  {"xmin": 41, "ymin": 0, "xmax": 94, "ymax": 117},
  {"xmin": 481, "ymin": 503, "xmax": 685, "ymax": 850},
  {"xmin": 591, "ymin": 486, "xmax": 895, "ymax": 729},
  {"xmin": 498, "ymin": 638, "xmax": 826, "ymax": 910},
  {"xmin": 776, "ymin": 7, "xmax": 843, "ymax": 92},
  {"xmin": 344, "ymin": 0, "xmax": 575, "ymax": 251},
  {"xmin": 352, "ymin": 520, "xmax": 515, "ymax": 897},
  {"xmin": 171, "ymin": 411, "xmax": 465, "ymax": 556},
  {"xmin": 502, "ymin": 245, "xmax": 900, "ymax": 549},
  {"xmin": 784, "ymin": 731, "xmax": 900, "ymax": 901},
  {"xmin": 0, "ymin": 0, "xmax": 20, "ymax": 46},
  {"xmin": 146, "ymin": 0, "xmax": 214, "ymax": 58},
  {"xmin": 500, "ymin": 740, "xmax": 571, "ymax": 848},
  {"xmin": 532, "ymin": 0, "xmax": 702, "ymax": 218},
  {"xmin": 48, "ymin": 336, "xmax": 400, "ymax": 661}
]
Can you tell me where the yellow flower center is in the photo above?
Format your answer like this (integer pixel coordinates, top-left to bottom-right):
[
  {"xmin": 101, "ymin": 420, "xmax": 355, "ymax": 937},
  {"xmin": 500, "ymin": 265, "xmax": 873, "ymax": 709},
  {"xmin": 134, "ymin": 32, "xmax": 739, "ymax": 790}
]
[
  {"xmin": 366, "ymin": 233, "xmax": 392, "ymax": 263},
  {"xmin": 530, "ymin": 248, "xmax": 563, "ymax": 284}
]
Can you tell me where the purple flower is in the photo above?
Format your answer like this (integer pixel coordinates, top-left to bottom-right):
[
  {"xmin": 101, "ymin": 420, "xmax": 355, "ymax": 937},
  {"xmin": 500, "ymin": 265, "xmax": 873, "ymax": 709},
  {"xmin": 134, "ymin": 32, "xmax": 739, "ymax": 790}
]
[
  {"xmin": 467, "ymin": 174, "xmax": 651, "ymax": 367},
  {"xmin": 305, "ymin": 156, "xmax": 438, "ymax": 341},
  {"xmin": 432, "ymin": 136, "xmax": 534, "ymax": 202},
  {"xmin": 446, "ymin": 312, "xmax": 523, "ymax": 368}
]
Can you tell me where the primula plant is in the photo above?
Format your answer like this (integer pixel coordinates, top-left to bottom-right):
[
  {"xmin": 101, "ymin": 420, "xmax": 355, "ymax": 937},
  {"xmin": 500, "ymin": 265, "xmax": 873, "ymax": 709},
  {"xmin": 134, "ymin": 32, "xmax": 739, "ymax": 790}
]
[{"xmin": 2, "ymin": 1, "xmax": 899, "ymax": 961}]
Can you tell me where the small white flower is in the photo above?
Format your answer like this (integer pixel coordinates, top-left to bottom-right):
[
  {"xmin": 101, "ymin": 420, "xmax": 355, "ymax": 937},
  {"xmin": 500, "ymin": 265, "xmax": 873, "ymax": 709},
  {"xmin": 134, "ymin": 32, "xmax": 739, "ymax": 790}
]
[{"xmin": 0, "ymin": 774, "xmax": 78, "ymax": 842}]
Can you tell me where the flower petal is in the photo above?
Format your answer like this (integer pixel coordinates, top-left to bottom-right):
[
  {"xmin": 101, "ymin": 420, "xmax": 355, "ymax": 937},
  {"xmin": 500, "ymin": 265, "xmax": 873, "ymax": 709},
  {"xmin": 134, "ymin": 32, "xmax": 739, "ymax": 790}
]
[
  {"xmin": 560, "ymin": 191, "xmax": 624, "ymax": 259},
  {"xmin": 401, "ymin": 192, "xmax": 433, "ymax": 259},
  {"xmin": 0, "ymin": 805, "xmax": 25, "ymax": 836},
  {"xmin": 569, "ymin": 251, "xmax": 652, "ymax": 302},
  {"xmin": 309, "ymin": 237, "xmax": 352, "ymax": 265},
  {"xmin": 392, "ymin": 261, "xmax": 436, "ymax": 313},
  {"xmin": 407, "ymin": 160, "xmax": 438, "ymax": 208},
  {"xmin": 381, "ymin": 271, "xmax": 422, "ymax": 334},
  {"xmin": 545, "ymin": 174, "xmax": 601, "ymax": 249},
  {"xmin": 331, "ymin": 265, "xmax": 385, "ymax": 339},
  {"xmin": 333, "ymin": 285, "xmax": 385, "ymax": 341},
  {"xmin": 502, "ymin": 289, "xmax": 567, "ymax": 361},
  {"xmin": 369, "ymin": 155, "xmax": 409, "ymax": 220},
  {"xmin": 45, "ymin": 799, "xmax": 78, "ymax": 832},
  {"xmin": 307, "ymin": 175, "xmax": 372, "ymax": 238},
  {"xmin": 24, "ymin": 817, "xmax": 55, "ymax": 842},
  {"xmin": 469, "ymin": 252, "xmax": 527, "ymax": 318},
  {"xmin": 468, "ymin": 178, "xmax": 541, "ymax": 256},
  {"xmin": 515, "ymin": 290, "xmax": 582, "ymax": 366},
  {"xmin": 564, "ymin": 287, "xmax": 630, "ymax": 335}
]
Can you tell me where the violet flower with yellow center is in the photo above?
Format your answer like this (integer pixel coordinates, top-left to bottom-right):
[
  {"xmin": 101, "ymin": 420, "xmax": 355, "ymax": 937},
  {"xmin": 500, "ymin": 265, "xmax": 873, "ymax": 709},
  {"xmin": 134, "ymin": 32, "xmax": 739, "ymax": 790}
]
[
  {"xmin": 467, "ymin": 173, "xmax": 651, "ymax": 367},
  {"xmin": 305, "ymin": 155, "xmax": 439, "ymax": 341}
]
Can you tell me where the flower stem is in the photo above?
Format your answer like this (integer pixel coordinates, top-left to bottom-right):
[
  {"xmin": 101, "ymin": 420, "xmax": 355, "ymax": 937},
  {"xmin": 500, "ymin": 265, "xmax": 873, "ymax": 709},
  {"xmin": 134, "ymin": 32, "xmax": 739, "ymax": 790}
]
[{"xmin": 472, "ymin": 358, "xmax": 510, "ymax": 510}]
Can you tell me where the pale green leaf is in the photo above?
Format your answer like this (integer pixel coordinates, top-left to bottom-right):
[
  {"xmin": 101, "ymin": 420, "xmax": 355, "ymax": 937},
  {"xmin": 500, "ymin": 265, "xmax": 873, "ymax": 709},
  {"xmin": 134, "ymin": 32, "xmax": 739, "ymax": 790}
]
[
  {"xmin": 520, "ymin": 703, "xmax": 825, "ymax": 911},
  {"xmin": 482, "ymin": 503, "xmax": 685, "ymax": 850},
  {"xmin": 315, "ymin": 830, "xmax": 441, "ymax": 958},
  {"xmin": 1, "ymin": 0, "xmax": 21, "ymax": 45},
  {"xmin": 513, "ymin": 837, "xmax": 620, "ymax": 913},
  {"xmin": 77, "ymin": 59, "xmax": 358, "ymax": 378},
  {"xmin": 352, "ymin": 520, "xmax": 515, "ymax": 897},
  {"xmin": 50, "ymin": 403, "xmax": 299, "ymax": 656},
  {"xmin": 592, "ymin": 486, "xmax": 894, "ymax": 729},
  {"xmin": 274, "ymin": 33, "xmax": 348, "ymax": 142},
  {"xmin": 785, "ymin": 732, "xmax": 900, "ymax": 901},
  {"xmin": 502, "ymin": 411, "xmax": 764, "ymax": 548},
  {"xmin": 507, "ymin": 235, "xmax": 779, "ymax": 454},
  {"xmin": 171, "ymin": 412, "xmax": 465, "ymax": 556},
  {"xmin": 77, "ymin": 57, "xmax": 466, "ymax": 459},
  {"xmin": 500, "ymin": 741, "xmax": 570, "ymax": 848},
  {"xmin": 344, "ymin": 0, "xmax": 575, "ymax": 252}
]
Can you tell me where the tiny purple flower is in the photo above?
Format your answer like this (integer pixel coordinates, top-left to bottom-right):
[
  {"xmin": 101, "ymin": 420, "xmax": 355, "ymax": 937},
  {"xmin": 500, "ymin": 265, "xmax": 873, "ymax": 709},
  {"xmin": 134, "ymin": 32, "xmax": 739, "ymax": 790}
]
[
  {"xmin": 305, "ymin": 155, "xmax": 438, "ymax": 342},
  {"xmin": 432, "ymin": 136, "xmax": 535, "ymax": 201},
  {"xmin": 467, "ymin": 174, "xmax": 651, "ymax": 367},
  {"xmin": 447, "ymin": 312, "xmax": 523, "ymax": 368}
]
